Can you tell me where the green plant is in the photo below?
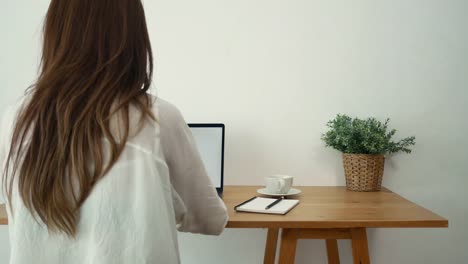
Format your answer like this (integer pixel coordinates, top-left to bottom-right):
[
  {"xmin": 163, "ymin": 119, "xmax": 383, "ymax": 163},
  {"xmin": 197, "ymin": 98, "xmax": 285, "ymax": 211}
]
[{"xmin": 321, "ymin": 114, "xmax": 416, "ymax": 155}]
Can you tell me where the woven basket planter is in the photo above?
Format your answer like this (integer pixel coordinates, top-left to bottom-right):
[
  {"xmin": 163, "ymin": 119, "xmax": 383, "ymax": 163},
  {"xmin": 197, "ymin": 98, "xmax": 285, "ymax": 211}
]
[{"xmin": 342, "ymin": 153, "xmax": 385, "ymax": 192}]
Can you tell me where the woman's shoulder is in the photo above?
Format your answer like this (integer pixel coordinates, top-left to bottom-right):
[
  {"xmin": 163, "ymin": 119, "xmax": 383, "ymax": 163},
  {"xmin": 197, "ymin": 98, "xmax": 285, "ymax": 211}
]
[
  {"xmin": 1, "ymin": 95, "xmax": 30, "ymax": 130},
  {"xmin": 153, "ymin": 97, "xmax": 182, "ymax": 118},
  {"xmin": 151, "ymin": 96, "xmax": 186, "ymax": 128},
  {"xmin": 0, "ymin": 95, "xmax": 30, "ymax": 155}
]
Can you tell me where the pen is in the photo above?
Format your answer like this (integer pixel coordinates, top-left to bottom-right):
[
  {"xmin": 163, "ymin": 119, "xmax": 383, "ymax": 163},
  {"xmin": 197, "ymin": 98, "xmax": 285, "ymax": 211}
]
[
  {"xmin": 234, "ymin": 196, "xmax": 257, "ymax": 210},
  {"xmin": 265, "ymin": 197, "xmax": 284, "ymax": 210}
]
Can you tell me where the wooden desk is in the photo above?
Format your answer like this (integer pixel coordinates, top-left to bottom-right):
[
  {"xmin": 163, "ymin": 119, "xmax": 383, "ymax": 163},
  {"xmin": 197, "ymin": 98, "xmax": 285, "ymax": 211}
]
[
  {"xmin": 0, "ymin": 186, "xmax": 448, "ymax": 264},
  {"xmin": 0, "ymin": 204, "xmax": 6, "ymax": 225},
  {"xmin": 223, "ymin": 186, "xmax": 448, "ymax": 264}
]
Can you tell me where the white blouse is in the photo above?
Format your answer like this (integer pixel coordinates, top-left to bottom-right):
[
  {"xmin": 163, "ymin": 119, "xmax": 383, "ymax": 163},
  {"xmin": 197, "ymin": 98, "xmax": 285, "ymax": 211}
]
[{"xmin": 0, "ymin": 97, "xmax": 228, "ymax": 264}]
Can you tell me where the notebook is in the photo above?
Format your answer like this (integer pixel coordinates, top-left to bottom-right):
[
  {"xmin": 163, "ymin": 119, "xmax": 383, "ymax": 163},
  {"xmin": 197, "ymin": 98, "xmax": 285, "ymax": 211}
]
[{"xmin": 235, "ymin": 197, "xmax": 299, "ymax": 215}]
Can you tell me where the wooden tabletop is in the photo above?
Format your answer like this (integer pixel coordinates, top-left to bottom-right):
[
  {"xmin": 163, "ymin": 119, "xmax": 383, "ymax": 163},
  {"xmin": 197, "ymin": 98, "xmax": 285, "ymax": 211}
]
[
  {"xmin": 0, "ymin": 204, "xmax": 6, "ymax": 225},
  {"xmin": 0, "ymin": 186, "xmax": 448, "ymax": 228},
  {"xmin": 223, "ymin": 186, "xmax": 448, "ymax": 229}
]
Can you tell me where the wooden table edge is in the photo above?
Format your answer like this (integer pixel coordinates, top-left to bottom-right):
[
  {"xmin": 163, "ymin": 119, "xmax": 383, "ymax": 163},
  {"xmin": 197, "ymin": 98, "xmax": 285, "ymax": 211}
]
[
  {"xmin": 1, "ymin": 220, "xmax": 449, "ymax": 228},
  {"xmin": 0, "ymin": 204, "xmax": 6, "ymax": 226},
  {"xmin": 2, "ymin": 202, "xmax": 449, "ymax": 229},
  {"xmin": 226, "ymin": 220, "xmax": 448, "ymax": 229}
]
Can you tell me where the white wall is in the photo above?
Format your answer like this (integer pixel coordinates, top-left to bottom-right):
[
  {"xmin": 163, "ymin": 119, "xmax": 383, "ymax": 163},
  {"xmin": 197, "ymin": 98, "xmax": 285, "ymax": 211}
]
[{"xmin": 1, "ymin": 0, "xmax": 467, "ymax": 263}]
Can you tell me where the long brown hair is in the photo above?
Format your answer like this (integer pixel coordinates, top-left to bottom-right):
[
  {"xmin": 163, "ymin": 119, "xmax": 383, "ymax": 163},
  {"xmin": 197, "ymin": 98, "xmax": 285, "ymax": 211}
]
[{"xmin": 3, "ymin": 0, "xmax": 154, "ymax": 236}]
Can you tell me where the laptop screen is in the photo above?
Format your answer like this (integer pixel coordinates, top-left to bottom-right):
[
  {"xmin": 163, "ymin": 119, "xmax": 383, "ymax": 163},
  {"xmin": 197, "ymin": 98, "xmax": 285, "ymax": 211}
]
[{"xmin": 188, "ymin": 124, "xmax": 225, "ymax": 193}]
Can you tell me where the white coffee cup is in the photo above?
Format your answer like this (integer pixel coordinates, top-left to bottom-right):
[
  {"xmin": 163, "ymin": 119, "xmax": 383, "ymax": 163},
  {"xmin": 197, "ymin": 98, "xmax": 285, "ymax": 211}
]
[{"xmin": 265, "ymin": 175, "xmax": 294, "ymax": 194}]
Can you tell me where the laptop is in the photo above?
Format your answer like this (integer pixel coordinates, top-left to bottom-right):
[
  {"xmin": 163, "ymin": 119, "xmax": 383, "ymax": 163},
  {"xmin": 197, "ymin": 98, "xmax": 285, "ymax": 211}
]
[{"xmin": 188, "ymin": 123, "xmax": 225, "ymax": 196}]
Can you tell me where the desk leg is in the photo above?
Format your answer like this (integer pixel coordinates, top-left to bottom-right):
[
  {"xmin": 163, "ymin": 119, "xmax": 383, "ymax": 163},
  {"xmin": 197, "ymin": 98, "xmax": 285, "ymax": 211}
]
[
  {"xmin": 326, "ymin": 239, "xmax": 340, "ymax": 264},
  {"xmin": 350, "ymin": 228, "xmax": 370, "ymax": 264},
  {"xmin": 264, "ymin": 228, "xmax": 279, "ymax": 264},
  {"xmin": 278, "ymin": 228, "xmax": 299, "ymax": 264}
]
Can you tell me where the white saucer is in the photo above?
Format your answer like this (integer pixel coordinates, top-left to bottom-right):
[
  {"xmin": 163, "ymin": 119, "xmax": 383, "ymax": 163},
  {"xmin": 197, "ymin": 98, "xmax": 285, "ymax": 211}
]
[{"xmin": 257, "ymin": 188, "xmax": 302, "ymax": 197}]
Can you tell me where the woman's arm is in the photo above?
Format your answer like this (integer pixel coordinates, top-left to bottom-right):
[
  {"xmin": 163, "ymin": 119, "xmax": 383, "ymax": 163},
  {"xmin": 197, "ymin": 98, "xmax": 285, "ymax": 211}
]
[{"xmin": 157, "ymin": 99, "xmax": 228, "ymax": 235}]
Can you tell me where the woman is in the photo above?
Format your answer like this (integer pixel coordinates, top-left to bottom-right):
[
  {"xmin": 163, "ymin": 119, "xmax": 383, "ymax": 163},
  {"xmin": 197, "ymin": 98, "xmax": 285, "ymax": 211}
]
[{"xmin": 1, "ymin": 0, "xmax": 228, "ymax": 263}]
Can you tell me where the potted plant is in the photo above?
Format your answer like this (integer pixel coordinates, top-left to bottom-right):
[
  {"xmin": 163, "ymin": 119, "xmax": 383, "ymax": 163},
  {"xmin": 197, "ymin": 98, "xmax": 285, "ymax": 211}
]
[{"xmin": 321, "ymin": 114, "xmax": 416, "ymax": 192}]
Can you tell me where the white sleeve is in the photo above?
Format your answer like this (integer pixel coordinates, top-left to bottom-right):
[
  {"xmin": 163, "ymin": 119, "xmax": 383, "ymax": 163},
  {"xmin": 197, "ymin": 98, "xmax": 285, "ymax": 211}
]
[{"xmin": 157, "ymin": 99, "xmax": 228, "ymax": 235}]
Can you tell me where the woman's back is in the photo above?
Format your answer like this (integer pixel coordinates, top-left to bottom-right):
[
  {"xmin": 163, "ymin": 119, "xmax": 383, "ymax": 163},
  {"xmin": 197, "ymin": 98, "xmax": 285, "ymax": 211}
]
[
  {"xmin": 2, "ymin": 98, "xmax": 228, "ymax": 264},
  {"xmin": 2, "ymin": 1, "xmax": 227, "ymax": 262}
]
